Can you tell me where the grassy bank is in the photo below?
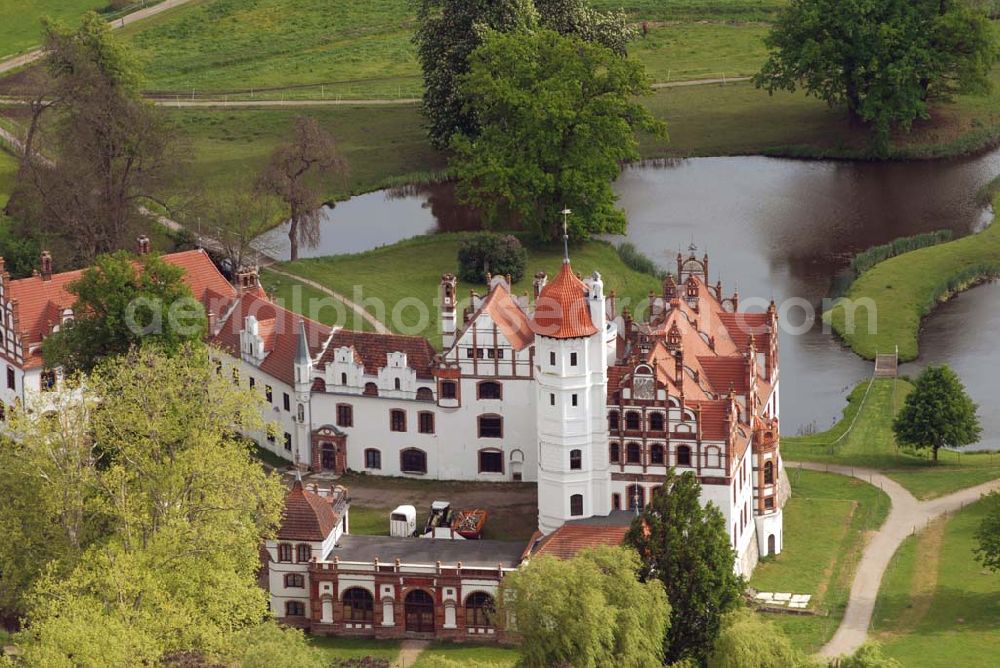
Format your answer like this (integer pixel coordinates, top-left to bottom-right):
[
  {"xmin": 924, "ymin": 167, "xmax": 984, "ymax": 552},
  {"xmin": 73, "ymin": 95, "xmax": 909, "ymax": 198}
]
[
  {"xmin": 269, "ymin": 234, "xmax": 661, "ymax": 347},
  {"xmin": 0, "ymin": 1, "xmax": 104, "ymax": 59},
  {"xmin": 825, "ymin": 191, "xmax": 1000, "ymax": 361},
  {"xmin": 0, "ymin": 147, "xmax": 16, "ymax": 208},
  {"xmin": 873, "ymin": 500, "xmax": 999, "ymax": 665},
  {"xmin": 783, "ymin": 380, "xmax": 1000, "ymax": 499},
  {"xmin": 413, "ymin": 643, "xmax": 520, "ymax": 667},
  {"xmin": 750, "ymin": 469, "xmax": 890, "ymax": 653}
]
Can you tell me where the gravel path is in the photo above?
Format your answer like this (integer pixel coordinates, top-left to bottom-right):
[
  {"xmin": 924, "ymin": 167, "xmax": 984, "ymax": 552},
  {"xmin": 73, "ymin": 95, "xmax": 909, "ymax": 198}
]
[{"xmin": 790, "ymin": 461, "xmax": 1000, "ymax": 658}]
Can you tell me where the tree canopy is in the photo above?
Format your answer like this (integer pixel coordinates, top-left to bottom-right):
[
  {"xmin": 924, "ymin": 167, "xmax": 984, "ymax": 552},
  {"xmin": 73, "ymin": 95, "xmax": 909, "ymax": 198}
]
[
  {"xmin": 1, "ymin": 346, "xmax": 317, "ymax": 664},
  {"xmin": 974, "ymin": 491, "xmax": 1000, "ymax": 572},
  {"xmin": 500, "ymin": 546, "xmax": 669, "ymax": 667},
  {"xmin": 625, "ymin": 469, "xmax": 744, "ymax": 665},
  {"xmin": 893, "ymin": 364, "xmax": 982, "ymax": 460},
  {"xmin": 708, "ymin": 610, "xmax": 814, "ymax": 668},
  {"xmin": 41, "ymin": 251, "xmax": 206, "ymax": 373},
  {"xmin": 754, "ymin": 0, "xmax": 997, "ymax": 152},
  {"xmin": 453, "ymin": 29, "xmax": 665, "ymax": 241},
  {"xmin": 456, "ymin": 232, "xmax": 528, "ymax": 284}
]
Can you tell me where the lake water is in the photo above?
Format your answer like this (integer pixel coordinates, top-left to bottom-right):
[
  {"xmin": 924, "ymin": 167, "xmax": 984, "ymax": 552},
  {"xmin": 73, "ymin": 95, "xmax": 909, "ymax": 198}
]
[{"xmin": 257, "ymin": 148, "xmax": 1000, "ymax": 446}]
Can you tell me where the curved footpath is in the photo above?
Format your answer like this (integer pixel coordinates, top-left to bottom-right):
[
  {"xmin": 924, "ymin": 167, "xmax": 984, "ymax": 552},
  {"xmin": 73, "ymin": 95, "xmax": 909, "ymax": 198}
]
[{"xmin": 790, "ymin": 461, "xmax": 1000, "ymax": 658}]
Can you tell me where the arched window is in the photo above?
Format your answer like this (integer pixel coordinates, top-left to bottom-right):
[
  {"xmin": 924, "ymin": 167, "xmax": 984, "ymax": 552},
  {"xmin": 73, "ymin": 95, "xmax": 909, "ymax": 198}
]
[
  {"xmin": 285, "ymin": 601, "xmax": 305, "ymax": 617},
  {"xmin": 677, "ymin": 445, "xmax": 692, "ymax": 467},
  {"xmin": 405, "ymin": 590, "xmax": 435, "ymax": 633},
  {"xmin": 608, "ymin": 411, "xmax": 620, "ymax": 431},
  {"xmin": 401, "ymin": 448, "xmax": 427, "ymax": 474},
  {"xmin": 764, "ymin": 461, "xmax": 774, "ymax": 485},
  {"xmin": 478, "ymin": 414, "xmax": 502, "ymax": 438},
  {"xmin": 364, "ymin": 382, "xmax": 379, "ymax": 396},
  {"xmin": 477, "ymin": 381, "xmax": 502, "ymax": 400},
  {"xmin": 416, "ymin": 387, "xmax": 434, "ymax": 401},
  {"xmin": 284, "ymin": 573, "xmax": 305, "ymax": 588},
  {"xmin": 296, "ymin": 544, "xmax": 311, "ymax": 562},
  {"xmin": 649, "ymin": 412, "xmax": 665, "ymax": 431},
  {"xmin": 611, "ymin": 493, "xmax": 621, "ymax": 511},
  {"xmin": 277, "ymin": 543, "xmax": 292, "ymax": 562},
  {"xmin": 626, "ymin": 442, "xmax": 642, "ymax": 464},
  {"xmin": 650, "ymin": 443, "xmax": 665, "ymax": 465},
  {"xmin": 570, "ymin": 449, "xmax": 582, "ymax": 470},
  {"xmin": 626, "ymin": 484, "xmax": 645, "ymax": 512},
  {"xmin": 340, "ymin": 372, "xmax": 347, "ymax": 385},
  {"xmin": 465, "ymin": 592, "xmax": 495, "ymax": 628},
  {"xmin": 609, "ymin": 442, "xmax": 620, "ymax": 463},
  {"xmin": 625, "ymin": 411, "xmax": 641, "ymax": 430},
  {"xmin": 570, "ymin": 494, "xmax": 584, "ymax": 516},
  {"xmin": 342, "ymin": 587, "xmax": 374, "ymax": 623}
]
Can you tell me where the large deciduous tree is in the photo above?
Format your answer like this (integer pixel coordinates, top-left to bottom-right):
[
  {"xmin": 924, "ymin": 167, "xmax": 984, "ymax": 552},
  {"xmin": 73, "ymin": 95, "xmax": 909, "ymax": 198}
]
[
  {"xmin": 6, "ymin": 347, "xmax": 312, "ymax": 664},
  {"xmin": 974, "ymin": 491, "xmax": 1000, "ymax": 572},
  {"xmin": 7, "ymin": 13, "xmax": 179, "ymax": 266},
  {"xmin": 500, "ymin": 546, "xmax": 669, "ymax": 667},
  {"xmin": 535, "ymin": 0, "xmax": 635, "ymax": 55},
  {"xmin": 625, "ymin": 469, "xmax": 744, "ymax": 665},
  {"xmin": 41, "ymin": 251, "xmax": 206, "ymax": 373},
  {"xmin": 754, "ymin": 0, "xmax": 997, "ymax": 152},
  {"xmin": 893, "ymin": 364, "xmax": 981, "ymax": 461},
  {"xmin": 452, "ymin": 29, "xmax": 665, "ymax": 241},
  {"xmin": 199, "ymin": 187, "xmax": 284, "ymax": 275},
  {"xmin": 256, "ymin": 116, "xmax": 346, "ymax": 262}
]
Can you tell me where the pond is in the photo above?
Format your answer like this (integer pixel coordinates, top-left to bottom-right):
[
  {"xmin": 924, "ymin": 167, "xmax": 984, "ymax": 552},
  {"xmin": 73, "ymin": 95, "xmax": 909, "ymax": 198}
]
[{"xmin": 256, "ymin": 148, "xmax": 1000, "ymax": 445}]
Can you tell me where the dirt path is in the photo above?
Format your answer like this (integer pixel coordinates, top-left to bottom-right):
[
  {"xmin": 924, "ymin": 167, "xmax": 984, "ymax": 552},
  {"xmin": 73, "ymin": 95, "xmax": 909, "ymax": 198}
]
[
  {"xmin": 395, "ymin": 639, "xmax": 430, "ymax": 668},
  {"xmin": 0, "ymin": 0, "xmax": 199, "ymax": 75},
  {"xmin": 264, "ymin": 267, "xmax": 391, "ymax": 334},
  {"xmin": 790, "ymin": 461, "xmax": 1000, "ymax": 659}
]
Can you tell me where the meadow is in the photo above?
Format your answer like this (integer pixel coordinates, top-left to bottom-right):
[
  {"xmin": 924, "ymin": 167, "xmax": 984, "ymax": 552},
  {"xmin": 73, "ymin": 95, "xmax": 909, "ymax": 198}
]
[
  {"xmin": 750, "ymin": 469, "xmax": 890, "ymax": 653},
  {"xmin": 873, "ymin": 500, "xmax": 1000, "ymax": 665},
  {"xmin": 0, "ymin": 1, "xmax": 105, "ymax": 59}
]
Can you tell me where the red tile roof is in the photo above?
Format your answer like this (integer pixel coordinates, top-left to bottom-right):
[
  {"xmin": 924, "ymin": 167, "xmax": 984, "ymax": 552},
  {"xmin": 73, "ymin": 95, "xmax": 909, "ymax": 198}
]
[
  {"xmin": 532, "ymin": 524, "xmax": 629, "ymax": 560},
  {"xmin": 476, "ymin": 282, "xmax": 534, "ymax": 351},
  {"xmin": 530, "ymin": 262, "xmax": 597, "ymax": 339},
  {"xmin": 212, "ymin": 292, "xmax": 332, "ymax": 386},
  {"xmin": 320, "ymin": 329, "xmax": 437, "ymax": 380},
  {"xmin": 697, "ymin": 356, "xmax": 749, "ymax": 394},
  {"xmin": 688, "ymin": 399, "xmax": 731, "ymax": 440},
  {"xmin": 277, "ymin": 480, "xmax": 343, "ymax": 541}
]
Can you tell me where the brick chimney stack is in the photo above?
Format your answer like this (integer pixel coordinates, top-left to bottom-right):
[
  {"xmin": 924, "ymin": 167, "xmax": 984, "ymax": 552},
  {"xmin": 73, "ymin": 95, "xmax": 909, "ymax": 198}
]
[
  {"xmin": 40, "ymin": 251, "xmax": 52, "ymax": 281},
  {"xmin": 136, "ymin": 235, "xmax": 151, "ymax": 255}
]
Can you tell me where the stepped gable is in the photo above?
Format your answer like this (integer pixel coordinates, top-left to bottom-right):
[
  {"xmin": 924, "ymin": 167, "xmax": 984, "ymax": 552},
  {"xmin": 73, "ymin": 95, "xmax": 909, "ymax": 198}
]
[
  {"xmin": 6, "ymin": 249, "xmax": 234, "ymax": 369},
  {"xmin": 321, "ymin": 329, "xmax": 437, "ymax": 380},
  {"xmin": 530, "ymin": 262, "xmax": 597, "ymax": 339},
  {"xmin": 212, "ymin": 291, "xmax": 332, "ymax": 386},
  {"xmin": 277, "ymin": 479, "xmax": 343, "ymax": 542}
]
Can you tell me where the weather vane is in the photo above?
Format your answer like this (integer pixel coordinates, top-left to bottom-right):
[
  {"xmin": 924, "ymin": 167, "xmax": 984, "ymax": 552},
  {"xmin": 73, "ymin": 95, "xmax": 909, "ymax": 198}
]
[{"xmin": 561, "ymin": 208, "xmax": 572, "ymax": 262}]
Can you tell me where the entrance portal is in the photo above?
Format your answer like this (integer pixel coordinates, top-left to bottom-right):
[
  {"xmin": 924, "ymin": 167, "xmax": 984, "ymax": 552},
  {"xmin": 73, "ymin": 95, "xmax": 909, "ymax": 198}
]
[{"xmin": 404, "ymin": 590, "xmax": 435, "ymax": 633}]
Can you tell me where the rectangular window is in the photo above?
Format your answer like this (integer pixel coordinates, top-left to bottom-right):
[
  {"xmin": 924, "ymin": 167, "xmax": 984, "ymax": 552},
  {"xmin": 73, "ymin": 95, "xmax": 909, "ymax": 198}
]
[
  {"xmin": 336, "ymin": 404, "xmax": 353, "ymax": 428},
  {"xmin": 466, "ymin": 348, "xmax": 475, "ymax": 359},
  {"xmin": 6, "ymin": 367, "xmax": 13, "ymax": 390},
  {"xmin": 418, "ymin": 412, "xmax": 435, "ymax": 434},
  {"xmin": 390, "ymin": 409, "xmax": 406, "ymax": 432},
  {"xmin": 549, "ymin": 351, "xmax": 556, "ymax": 366},
  {"xmin": 40, "ymin": 369, "xmax": 56, "ymax": 391},
  {"xmin": 487, "ymin": 348, "xmax": 496, "ymax": 359},
  {"xmin": 365, "ymin": 449, "xmax": 382, "ymax": 470},
  {"xmin": 570, "ymin": 352, "xmax": 578, "ymax": 366},
  {"xmin": 478, "ymin": 415, "xmax": 502, "ymax": 438},
  {"xmin": 609, "ymin": 443, "xmax": 620, "ymax": 463},
  {"xmin": 611, "ymin": 493, "xmax": 621, "ymax": 511},
  {"xmin": 278, "ymin": 543, "xmax": 293, "ymax": 562},
  {"xmin": 285, "ymin": 573, "xmax": 305, "ymax": 588},
  {"xmin": 477, "ymin": 382, "xmax": 502, "ymax": 400},
  {"xmin": 441, "ymin": 381, "xmax": 457, "ymax": 399},
  {"xmin": 478, "ymin": 450, "xmax": 503, "ymax": 473},
  {"xmin": 283, "ymin": 433, "xmax": 292, "ymax": 451},
  {"xmin": 764, "ymin": 496, "xmax": 775, "ymax": 510},
  {"xmin": 571, "ymin": 394, "xmax": 578, "ymax": 407},
  {"xmin": 296, "ymin": 544, "xmax": 311, "ymax": 562},
  {"xmin": 249, "ymin": 377, "xmax": 255, "ymax": 390},
  {"xmin": 570, "ymin": 494, "xmax": 584, "ymax": 517},
  {"xmin": 550, "ymin": 393, "xmax": 555, "ymax": 406},
  {"xmin": 283, "ymin": 393, "xmax": 291, "ymax": 411},
  {"xmin": 265, "ymin": 385, "xmax": 273, "ymax": 403}
]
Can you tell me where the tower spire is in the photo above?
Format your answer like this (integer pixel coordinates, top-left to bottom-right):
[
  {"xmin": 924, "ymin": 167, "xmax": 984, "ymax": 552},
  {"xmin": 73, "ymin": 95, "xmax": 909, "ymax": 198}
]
[{"xmin": 561, "ymin": 208, "xmax": 571, "ymax": 264}]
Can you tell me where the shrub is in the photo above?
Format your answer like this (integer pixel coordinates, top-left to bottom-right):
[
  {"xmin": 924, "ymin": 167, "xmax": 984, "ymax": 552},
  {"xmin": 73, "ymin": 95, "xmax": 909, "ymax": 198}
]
[
  {"xmin": 850, "ymin": 230, "xmax": 953, "ymax": 277},
  {"xmin": 616, "ymin": 242, "xmax": 666, "ymax": 279},
  {"xmin": 457, "ymin": 232, "xmax": 527, "ymax": 284}
]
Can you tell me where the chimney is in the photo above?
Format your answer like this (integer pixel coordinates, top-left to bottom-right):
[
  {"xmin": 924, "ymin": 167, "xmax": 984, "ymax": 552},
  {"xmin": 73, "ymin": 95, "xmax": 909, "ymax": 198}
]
[
  {"xmin": 236, "ymin": 267, "xmax": 260, "ymax": 295},
  {"xmin": 207, "ymin": 311, "xmax": 217, "ymax": 337},
  {"xmin": 136, "ymin": 235, "xmax": 151, "ymax": 255},
  {"xmin": 40, "ymin": 251, "xmax": 52, "ymax": 281}
]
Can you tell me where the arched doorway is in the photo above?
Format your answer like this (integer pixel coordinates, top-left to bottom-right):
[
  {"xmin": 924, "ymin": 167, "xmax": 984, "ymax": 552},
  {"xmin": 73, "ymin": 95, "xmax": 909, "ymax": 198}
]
[
  {"xmin": 404, "ymin": 589, "xmax": 435, "ymax": 633},
  {"xmin": 767, "ymin": 534, "xmax": 776, "ymax": 555},
  {"xmin": 321, "ymin": 442, "xmax": 336, "ymax": 471}
]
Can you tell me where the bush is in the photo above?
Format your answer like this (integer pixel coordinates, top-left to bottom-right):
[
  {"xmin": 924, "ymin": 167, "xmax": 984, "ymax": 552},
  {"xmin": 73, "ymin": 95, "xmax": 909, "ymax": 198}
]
[
  {"xmin": 850, "ymin": 230, "xmax": 953, "ymax": 277},
  {"xmin": 616, "ymin": 242, "xmax": 666, "ymax": 279},
  {"xmin": 457, "ymin": 233, "xmax": 527, "ymax": 284}
]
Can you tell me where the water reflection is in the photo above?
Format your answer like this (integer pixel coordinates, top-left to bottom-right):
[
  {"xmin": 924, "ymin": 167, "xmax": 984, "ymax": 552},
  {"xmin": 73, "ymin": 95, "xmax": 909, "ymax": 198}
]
[{"xmin": 255, "ymin": 148, "xmax": 1000, "ymax": 442}]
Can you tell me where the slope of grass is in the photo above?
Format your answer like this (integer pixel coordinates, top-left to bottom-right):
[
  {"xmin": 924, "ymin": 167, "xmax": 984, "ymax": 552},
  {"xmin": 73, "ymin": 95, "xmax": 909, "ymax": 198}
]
[
  {"xmin": 751, "ymin": 469, "xmax": 890, "ymax": 653},
  {"xmin": 272, "ymin": 234, "xmax": 662, "ymax": 346},
  {"xmin": 0, "ymin": 1, "xmax": 106, "ymax": 58},
  {"xmin": 259, "ymin": 270, "xmax": 377, "ymax": 332},
  {"xmin": 783, "ymin": 380, "xmax": 1000, "ymax": 499},
  {"xmin": 632, "ymin": 22, "xmax": 769, "ymax": 82},
  {"xmin": 0, "ymin": 147, "xmax": 16, "ymax": 208},
  {"xmin": 826, "ymin": 192, "xmax": 1000, "ymax": 362},
  {"xmin": 590, "ymin": 0, "xmax": 788, "ymax": 21},
  {"xmin": 873, "ymin": 500, "xmax": 1000, "ymax": 665},
  {"xmin": 413, "ymin": 643, "xmax": 520, "ymax": 667}
]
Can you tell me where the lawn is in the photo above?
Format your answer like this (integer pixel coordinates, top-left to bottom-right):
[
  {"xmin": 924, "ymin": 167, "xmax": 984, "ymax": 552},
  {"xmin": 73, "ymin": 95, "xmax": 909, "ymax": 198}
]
[
  {"xmin": 0, "ymin": 147, "xmax": 16, "ymax": 208},
  {"xmin": 590, "ymin": 0, "xmax": 788, "ymax": 21},
  {"xmin": 750, "ymin": 469, "xmax": 890, "ymax": 653},
  {"xmin": 309, "ymin": 635, "xmax": 400, "ymax": 664},
  {"xmin": 632, "ymin": 22, "xmax": 769, "ymax": 82},
  {"xmin": 783, "ymin": 380, "xmax": 1000, "ymax": 499},
  {"xmin": 270, "ymin": 234, "xmax": 662, "ymax": 347},
  {"xmin": 826, "ymin": 191, "xmax": 1000, "ymax": 362},
  {"xmin": 0, "ymin": 0, "xmax": 106, "ymax": 59},
  {"xmin": 260, "ymin": 269, "xmax": 377, "ymax": 332},
  {"xmin": 873, "ymin": 499, "xmax": 1000, "ymax": 665},
  {"xmin": 412, "ymin": 642, "xmax": 520, "ymax": 667}
]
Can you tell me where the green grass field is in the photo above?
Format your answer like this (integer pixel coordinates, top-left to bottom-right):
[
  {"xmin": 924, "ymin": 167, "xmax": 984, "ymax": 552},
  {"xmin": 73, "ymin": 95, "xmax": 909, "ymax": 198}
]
[
  {"xmin": 0, "ymin": 147, "xmax": 17, "ymax": 208},
  {"xmin": 590, "ymin": 0, "xmax": 788, "ymax": 21},
  {"xmin": 270, "ymin": 234, "xmax": 661, "ymax": 346},
  {"xmin": 873, "ymin": 500, "xmax": 999, "ymax": 665},
  {"xmin": 750, "ymin": 469, "xmax": 890, "ymax": 653},
  {"xmin": 0, "ymin": 1, "xmax": 106, "ymax": 59},
  {"xmin": 783, "ymin": 380, "xmax": 1000, "ymax": 499},
  {"xmin": 413, "ymin": 642, "xmax": 520, "ymax": 667},
  {"xmin": 259, "ymin": 270, "xmax": 377, "ymax": 332},
  {"xmin": 827, "ymin": 191, "xmax": 1000, "ymax": 362},
  {"xmin": 309, "ymin": 635, "xmax": 400, "ymax": 663}
]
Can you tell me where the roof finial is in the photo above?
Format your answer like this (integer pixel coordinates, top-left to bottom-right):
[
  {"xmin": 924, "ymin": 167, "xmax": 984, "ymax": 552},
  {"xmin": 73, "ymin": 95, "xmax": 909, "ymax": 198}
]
[{"xmin": 561, "ymin": 208, "xmax": 572, "ymax": 264}]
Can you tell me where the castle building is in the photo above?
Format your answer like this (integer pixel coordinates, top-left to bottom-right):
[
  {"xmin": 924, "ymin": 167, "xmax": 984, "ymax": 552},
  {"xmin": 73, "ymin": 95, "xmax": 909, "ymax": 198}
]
[{"xmin": 3, "ymin": 236, "xmax": 787, "ymax": 635}]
